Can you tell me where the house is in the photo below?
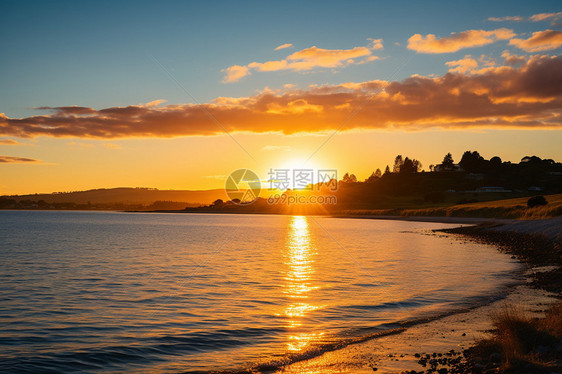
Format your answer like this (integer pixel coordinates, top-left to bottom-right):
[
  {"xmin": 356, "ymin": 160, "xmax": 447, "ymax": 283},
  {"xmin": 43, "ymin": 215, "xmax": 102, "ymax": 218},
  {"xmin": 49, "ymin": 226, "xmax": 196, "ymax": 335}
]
[{"xmin": 433, "ymin": 163, "xmax": 463, "ymax": 172}]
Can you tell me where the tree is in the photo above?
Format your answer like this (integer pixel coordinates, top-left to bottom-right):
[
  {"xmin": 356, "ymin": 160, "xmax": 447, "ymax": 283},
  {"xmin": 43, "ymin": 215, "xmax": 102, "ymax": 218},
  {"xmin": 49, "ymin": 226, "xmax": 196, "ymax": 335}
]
[
  {"xmin": 384, "ymin": 165, "xmax": 391, "ymax": 175},
  {"xmin": 442, "ymin": 153, "xmax": 454, "ymax": 169},
  {"xmin": 490, "ymin": 156, "xmax": 502, "ymax": 168},
  {"xmin": 521, "ymin": 156, "xmax": 542, "ymax": 164},
  {"xmin": 342, "ymin": 173, "xmax": 357, "ymax": 183},
  {"xmin": 400, "ymin": 157, "xmax": 422, "ymax": 173},
  {"xmin": 213, "ymin": 199, "xmax": 224, "ymax": 207},
  {"xmin": 393, "ymin": 155, "xmax": 403, "ymax": 173},
  {"xmin": 365, "ymin": 168, "xmax": 382, "ymax": 183},
  {"xmin": 365, "ymin": 172, "xmax": 377, "ymax": 183},
  {"xmin": 459, "ymin": 151, "xmax": 485, "ymax": 172}
]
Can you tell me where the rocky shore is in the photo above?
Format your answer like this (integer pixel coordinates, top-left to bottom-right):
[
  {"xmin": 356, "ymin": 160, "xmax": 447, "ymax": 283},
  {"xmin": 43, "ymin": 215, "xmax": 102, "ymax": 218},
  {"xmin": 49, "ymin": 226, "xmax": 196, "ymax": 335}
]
[{"xmin": 426, "ymin": 218, "xmax": 562, "ymax": 374}]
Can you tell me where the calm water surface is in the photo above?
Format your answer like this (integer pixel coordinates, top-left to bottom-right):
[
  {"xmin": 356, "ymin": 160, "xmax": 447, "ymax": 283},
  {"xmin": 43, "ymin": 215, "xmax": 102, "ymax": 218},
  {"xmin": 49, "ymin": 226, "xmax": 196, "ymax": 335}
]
[{"xmin": 0, "ymin": 211, "xmax": 520, "ymax": 373}]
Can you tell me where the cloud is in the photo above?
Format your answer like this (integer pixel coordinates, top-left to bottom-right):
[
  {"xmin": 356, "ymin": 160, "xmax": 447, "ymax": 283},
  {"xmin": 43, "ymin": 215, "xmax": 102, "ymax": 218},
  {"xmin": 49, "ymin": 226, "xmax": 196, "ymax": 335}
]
[
  {"xmin": 368, "ymin": 38, "xmax": 384, "ymax": 50},
  {"xmin": 501, "ymin": 50, "xmax": 528, "ymax": 66},
  {"xmin": 488, "ymin": 16, "xmax": 524, "ymax": 22},
  {"xmin": 509, "ymin": 30, "xmax": 562, "ymax": 52},
  {"xmin": 143, "ymin": 99, "xmax": 167, "ymax": 107},
  {"xmin": 446, "ymin": 55, "xmax": 479, "ymax": 73},
  {"xmin": 446, "ymin": 54, "xmax": 506, "ymax": 75},
  {"xmin": 223, "ymin": 65, "xmax": 251, "ymax": 83},
  {"xmin": 0, "ymin": 155, "xmax": 40, "ymax": 163},
  {"xmin": 223, "ymin": 41, "xmax": 383, "ymax": 82},
  {"xmin": 274, "ymin": 43, "xmax": 293, "ymax": 51},
  {"xmin": 0, "ymin": 139, "xmax": 21, "ymax": 145},
  {"xmin": 2, "ymin": 55, "xmax": 562, "ymax": 137},
  {"xmin": 408, "ymin": 28, "xmax": 516, "ymax": 53},
  {"xmin": 530, "ymin": 12, "xmax": 562, "ymax": 25}
]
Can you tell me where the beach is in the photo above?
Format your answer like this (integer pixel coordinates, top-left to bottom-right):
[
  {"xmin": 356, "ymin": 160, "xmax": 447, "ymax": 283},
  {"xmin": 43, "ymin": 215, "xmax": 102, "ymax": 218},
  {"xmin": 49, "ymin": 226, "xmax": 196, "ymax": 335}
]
[{"xmin": 276, "ymin": 215, "xmax": 562, "ymax": 373}]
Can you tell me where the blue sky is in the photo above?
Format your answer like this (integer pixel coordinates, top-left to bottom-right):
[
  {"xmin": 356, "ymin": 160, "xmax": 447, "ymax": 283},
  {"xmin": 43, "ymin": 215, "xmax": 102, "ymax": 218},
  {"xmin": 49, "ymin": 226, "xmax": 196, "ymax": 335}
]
[
  {"xmin": 2, "ymin": 0, "xmax": 559, "ymax": 117},
  {"xmin": 1, "ymin": 0, "xmax": 561, "ymax": 194}
]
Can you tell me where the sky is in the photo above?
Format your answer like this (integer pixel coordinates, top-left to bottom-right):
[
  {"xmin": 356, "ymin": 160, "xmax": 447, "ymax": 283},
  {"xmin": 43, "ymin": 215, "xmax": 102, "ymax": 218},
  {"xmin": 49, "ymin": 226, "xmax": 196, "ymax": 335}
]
[{"xmin": 1, "ymin": 0, "xmax": 561, "ymax": 194}]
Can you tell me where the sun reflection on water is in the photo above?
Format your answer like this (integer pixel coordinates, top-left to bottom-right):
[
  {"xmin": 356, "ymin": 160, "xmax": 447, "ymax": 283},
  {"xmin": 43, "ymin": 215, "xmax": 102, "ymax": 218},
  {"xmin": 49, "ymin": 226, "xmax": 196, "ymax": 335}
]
[{"xmin": 282, "ymin": 216, "xmax": 324, "ymax": 352}]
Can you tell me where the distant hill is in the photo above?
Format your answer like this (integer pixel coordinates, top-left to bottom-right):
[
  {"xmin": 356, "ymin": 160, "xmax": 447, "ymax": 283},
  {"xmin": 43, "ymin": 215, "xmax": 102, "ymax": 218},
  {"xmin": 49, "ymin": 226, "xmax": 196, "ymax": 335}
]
[{"xmin": 2, "ymin": 187, "xmax": 228, "ymax": 206}]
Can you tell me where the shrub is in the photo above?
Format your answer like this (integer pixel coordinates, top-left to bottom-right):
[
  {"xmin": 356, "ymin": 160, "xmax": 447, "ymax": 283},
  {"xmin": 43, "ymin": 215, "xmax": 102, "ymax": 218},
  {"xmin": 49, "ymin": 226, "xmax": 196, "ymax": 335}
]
[{"xmin": 527, "ymin": 195, "xmax": 548, "ymax": 208}]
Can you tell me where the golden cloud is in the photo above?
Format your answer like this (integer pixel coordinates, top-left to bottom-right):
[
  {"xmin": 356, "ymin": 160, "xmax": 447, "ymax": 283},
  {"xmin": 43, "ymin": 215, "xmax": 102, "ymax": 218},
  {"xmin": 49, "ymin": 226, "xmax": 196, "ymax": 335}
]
[
  {"xmin": 0, "ymin": 155, "xmax": 40, "ymax": 163},
  {"xmin": 1, "ymin": 55, "xmax": 562, "ymax": 138},
  {"xmin": 488, "ymin": 16, "xmax": 524, "ymax": 22},
  {"xmin": 408, "ymin": 28, "xmax": 516, "ymax": 53},
  {"xmin": 530, "ymin": 12, "xmax": 562, "ymax": 25},
  {"xmin": 274, "ymin": 43, "xmax": 293, "ymax": 51},
  {"xmin": 501, "ymin": 50, "xmax": 527, "ymax": 66},
  {"xmin": 446, "ymin": 55, "xmax": 479, "ymax": 73},
  {"xmin": 223, "ymin": 41, "xmax": 382, "ymax": 82},
  {"xmin": 0, "ymin": 139, "xmax": 21, "ymax": 145},
  {"xmin": 509, "ymin": 30, "xmax": 562, "ymax": 52},
  {"xmin": 223, "ymin": 65, "xmax": 251, "ymax": 83}
]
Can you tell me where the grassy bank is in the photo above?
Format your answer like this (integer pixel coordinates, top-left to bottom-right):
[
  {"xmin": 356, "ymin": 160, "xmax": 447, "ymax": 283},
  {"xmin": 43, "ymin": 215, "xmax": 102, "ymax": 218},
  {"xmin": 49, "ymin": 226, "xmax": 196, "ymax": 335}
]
[
  {"xmin": 341, "ymin": 193, "xmax": 562, "ymax": 220},
  {"xmin": 470, "ymin": 302, "xmax": 562, "ymax": 373}
]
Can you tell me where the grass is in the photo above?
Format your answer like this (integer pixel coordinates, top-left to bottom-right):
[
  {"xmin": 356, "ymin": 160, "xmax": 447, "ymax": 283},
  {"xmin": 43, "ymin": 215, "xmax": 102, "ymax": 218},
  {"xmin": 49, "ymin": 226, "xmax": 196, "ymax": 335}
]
[
  {"xmin": 340, "ymin": 193, "xmax": 562, "ymax": 220},
  {"xmin": 471, "ymin": 302, "xmax": 562, "ymax": 372}
]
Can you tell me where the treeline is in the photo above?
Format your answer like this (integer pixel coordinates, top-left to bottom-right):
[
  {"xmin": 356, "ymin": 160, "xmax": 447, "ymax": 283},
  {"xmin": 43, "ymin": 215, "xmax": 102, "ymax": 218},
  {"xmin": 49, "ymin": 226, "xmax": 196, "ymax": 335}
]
[
  {"xmin": 327, "ymin": 151, "xmax": 562, "ymax": 210},
  {"xmin": 340, "ymin": 152, "xmax": 562, "ymax": 184}
]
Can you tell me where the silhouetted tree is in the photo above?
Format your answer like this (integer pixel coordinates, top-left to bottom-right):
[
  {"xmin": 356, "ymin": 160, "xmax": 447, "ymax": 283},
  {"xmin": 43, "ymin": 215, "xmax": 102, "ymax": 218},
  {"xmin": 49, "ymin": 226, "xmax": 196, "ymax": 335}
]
[
  {"xmin": 342, "ymin": 173, "xmax": 357, "ymax": 183},
  {"xmin": 384, "ymin": 165, "xmax": 391, "ymax": 175},
  {"xmin": 365, "ymin": 172, "xmax": 377, "ymax": 183},
  {"xmin": 365, "ymin": 168, "xmax": 383, "ymax": 183},
  {"xmin": 459, "ymin": 151, "xmax": 486, "ymax": 172},
  {"xmin": 442, "ymin": 153, "xmax": 454, "ymax": 169},
  {"xmin": 490, "ymin": 156, "xmax": 502, "ymax": 168},
  {"xmin": 393, "ymin": 155, "xmax": 403, "ymax": 173},
  {"xmin": 521, "ymin": 156, "xmax": 542, "ymax": 164},
  {"xmin": 400, "ymin": 157, "xmax": 422, "ymax": 173},
  {"xmin": 213, "ymin": 199, "xmax": 224, "ymax": 207}
]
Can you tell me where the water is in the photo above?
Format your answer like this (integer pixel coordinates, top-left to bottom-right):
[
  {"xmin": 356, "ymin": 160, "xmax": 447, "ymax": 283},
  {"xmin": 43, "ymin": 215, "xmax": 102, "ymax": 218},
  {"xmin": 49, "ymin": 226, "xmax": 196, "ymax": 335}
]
[{"xmin": 0, "ymin": 211, "xmax": 520, "ymax": 373}]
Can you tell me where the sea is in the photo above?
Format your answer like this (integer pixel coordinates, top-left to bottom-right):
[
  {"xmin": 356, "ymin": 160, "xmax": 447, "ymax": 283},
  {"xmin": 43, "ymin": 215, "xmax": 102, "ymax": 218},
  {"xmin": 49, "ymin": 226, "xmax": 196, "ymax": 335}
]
[{"xmin": 0, "ymin": 211, "xmax": 521, "ymax": 373}]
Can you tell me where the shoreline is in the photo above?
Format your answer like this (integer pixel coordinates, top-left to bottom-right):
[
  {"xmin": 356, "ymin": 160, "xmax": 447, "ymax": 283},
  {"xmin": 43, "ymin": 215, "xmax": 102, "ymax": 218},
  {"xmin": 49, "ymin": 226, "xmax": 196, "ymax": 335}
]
[{"xmin": 272, "ymin": 217, "xmax": 561, "ymax": 373}]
